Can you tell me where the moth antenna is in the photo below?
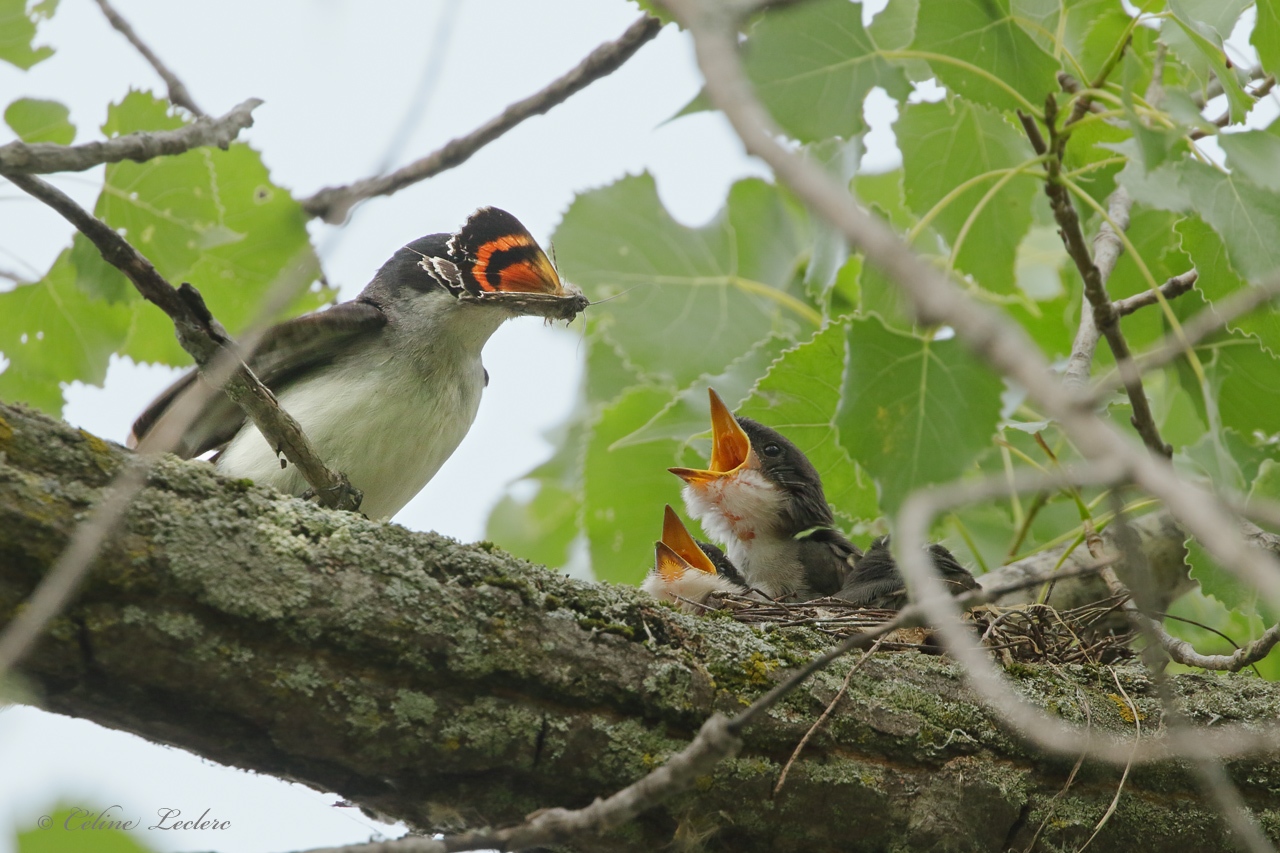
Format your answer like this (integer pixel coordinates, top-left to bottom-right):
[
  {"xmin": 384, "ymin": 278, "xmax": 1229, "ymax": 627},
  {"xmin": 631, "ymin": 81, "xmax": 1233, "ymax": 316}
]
[{"xmin": 586, "ymin": 284, "xmax": 644, "ymax": 306}]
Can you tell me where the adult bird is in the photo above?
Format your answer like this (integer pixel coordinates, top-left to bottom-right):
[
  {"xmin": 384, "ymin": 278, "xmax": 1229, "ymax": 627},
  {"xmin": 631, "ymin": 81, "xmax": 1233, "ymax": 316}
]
[
  {"xmin": 669, "ymin": 389, "xmax": 979, "ymax": 607},
  {"xmin": 642, "ymin": 505, "xmax": 748, "ymax": 611},
  {"xmin": 130, "ymin": 207, "xmax": 587, "ymax": 519}
]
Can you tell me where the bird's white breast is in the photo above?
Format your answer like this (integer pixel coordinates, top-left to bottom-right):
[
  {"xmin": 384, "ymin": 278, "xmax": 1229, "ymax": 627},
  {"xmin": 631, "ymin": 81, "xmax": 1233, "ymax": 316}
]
[
  {"xmin": 681, "ymin": 469, "xmax": 801, "ymax": 597},
  {"xmin": 216, "ymin": 294, "xmax": 506, "ymax": 520}
]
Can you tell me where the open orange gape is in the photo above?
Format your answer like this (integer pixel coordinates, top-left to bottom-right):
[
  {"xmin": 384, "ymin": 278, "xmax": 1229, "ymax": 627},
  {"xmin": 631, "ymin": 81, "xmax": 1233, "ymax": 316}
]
[
  {"xmin": 667, "ymin": 388, "xmax": 753, "ymax": 487},
  {"xmin": 653, "ymin": 505, "xmax": 718, "ymax": 581}
]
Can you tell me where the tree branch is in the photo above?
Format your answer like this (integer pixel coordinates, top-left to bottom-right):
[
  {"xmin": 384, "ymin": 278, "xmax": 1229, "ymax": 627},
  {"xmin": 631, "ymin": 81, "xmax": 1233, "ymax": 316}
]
[
  {"xmin": 1093, "ymin": 272, "xmax": 1280, "ymax": 401},
  {"xmin": 7, "ymin": 402, "xmax": 1280, "ymax": 853},
  {"xmin": 0, "ymin": 99, "xmax": 257, "ymax": 175},
  {"xmin": 301, "ymin": 14, "xmax": 663, "ymax": 224},
  {"xmin": 1034, "ymin": 98, "xmax": 1168, "ymax": 456},
  {"xmin": 1112, "ymin": 269, "xmax": 1198, "ymax": 317},
  {"xmin": 1059, "ymin": 188, "xmax": 1133, "ymax": 389},
  {"xmin": 92, "ymin": 0, "xmax": 205, "ymax": 116},
  {"xmin": 3, "ymin": 173, "xmax": 361, "ymax": 512}
]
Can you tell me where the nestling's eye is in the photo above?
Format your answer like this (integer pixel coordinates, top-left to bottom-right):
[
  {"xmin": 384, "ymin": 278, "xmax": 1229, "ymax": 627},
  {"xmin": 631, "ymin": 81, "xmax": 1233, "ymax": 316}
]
[{"xmin": 762, "ymin": 443, "xmax": 783, "ymax": 457}]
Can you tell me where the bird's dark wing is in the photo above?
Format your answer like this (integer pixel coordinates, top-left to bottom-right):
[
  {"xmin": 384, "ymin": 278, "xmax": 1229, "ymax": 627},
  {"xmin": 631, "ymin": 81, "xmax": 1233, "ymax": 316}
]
[
  {"xmin": 794, "ymin": 526, "xmax": 862, "ymax": 597},
  {"xmin": 836, "ymin": 536, "xmax": 907, "ymax": 608},
  {"xmin": 838, "ymin": 536, "xmax": 980, "ymax": 609},
  {"xmin": 927, "ymin": 543, "xmax": 981, "ymax": 595},
  {"xmin": 129, "ymin": 300, "xmax": 388, "ymax": 458}
]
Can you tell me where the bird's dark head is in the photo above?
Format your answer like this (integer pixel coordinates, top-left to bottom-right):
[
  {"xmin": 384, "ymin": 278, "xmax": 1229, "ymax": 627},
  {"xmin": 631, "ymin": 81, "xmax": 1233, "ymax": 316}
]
[
  {"xmin": 365, "ymin": 207, "xmax": 588, "ymax": 323},
  {"xmin": 669, "ymin": 389, "xmax": 834, "ymax": 539}
]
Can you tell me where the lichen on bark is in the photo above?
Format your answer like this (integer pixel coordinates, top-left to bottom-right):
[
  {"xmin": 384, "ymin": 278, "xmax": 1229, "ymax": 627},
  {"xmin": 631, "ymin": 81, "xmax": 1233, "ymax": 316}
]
[{"xmin": 3, "ymin": 400, "xmax": 1280, "ymax": 852}]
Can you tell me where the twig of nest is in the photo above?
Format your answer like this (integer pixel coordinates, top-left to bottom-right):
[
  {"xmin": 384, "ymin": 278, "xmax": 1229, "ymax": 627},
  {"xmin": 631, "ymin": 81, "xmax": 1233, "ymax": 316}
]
[{"xmin": 713, "ymin": 593, "xmax": 1137, "ymax": 665}]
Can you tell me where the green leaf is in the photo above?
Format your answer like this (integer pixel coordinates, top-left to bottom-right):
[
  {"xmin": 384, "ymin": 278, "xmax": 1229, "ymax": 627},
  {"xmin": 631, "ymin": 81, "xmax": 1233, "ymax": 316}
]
[
  {"xmin": 1185, "ymin": 536, "xmax": 1258, "ymax": 617},
  {"xmin": 554, "ymin": 173, "xmax": 818, "ymax": 387},
  {"xmin": 1164, "ymin": 0, "xmax": 1252, "ymax": 123},
  {"xmin": 70, "ymin": 91, "xmax": 328, "ymax": 365},
  {"xmin": 1011, "ymin": 0, "xmax": 1115, "ymax": 81},
  {"xmin": 1121, "ymin": 159, "xmax": 1280, "ymax": 283},
  {"xmin": 1248, "ymin": 459, "xmax": 1280, "ymax": 535},
  {"xmin": 1199, "ymin": 334, "xmax": 1280, "ymax": 441},
  {"xmin": 1219, "ymin": 130, "xmax": 1280, "ymax": 193},
  {"xmin": 0, "ymin": 250, "xmax": 131, "ymax": 413},
  {"xmin": 614, "ymin": 333, "xmax": 792, "ymax": 448},
  {"xmin": 485, "ymin": 419, "xmax": 586, "ymax": 570},
  {"xmin": 1176, "ymin": 216, "xmax": 1280, "ymax": 356},
  {"xmin": 739, "ymin": 323, "xmax": 879, "ymax": 523},
  {"xmin": 1255, "ymin": 0, "xmax": 1280, "ymax": 76},
  {"xmin": 0, "ymin": 0, "xmax": 55, "ymax": 69},
  {"xmin": 740, "ymin": 0, "xmax": 911, "ymax": 143},
  {"xmin": 835, "ymin": 316, "xmax": 1004, "ymax": 515},
  {"xmin": 867, "ymin": 0, "xmax": 918, "ymax": 51},
  {"xmin": 911, "ymin": 0, "xmax": 1060, "ymax": 114},
  {"xmin": 897, "ymin": 99, "xmax": 1040, "ymax": 294},
  {"xmin": 4, "ymin": 96, "xmax": 73, "ymax": 143},
  {"xmin": 584, "ymin": 385, "xmax": 685, "ymax": 585}
]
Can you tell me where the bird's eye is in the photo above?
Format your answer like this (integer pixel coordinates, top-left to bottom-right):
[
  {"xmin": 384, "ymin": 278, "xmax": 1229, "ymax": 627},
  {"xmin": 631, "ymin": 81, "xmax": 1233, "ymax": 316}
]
[{"xmin": 762, "ymin": 443, "xmax": 782, "ymax": 457}]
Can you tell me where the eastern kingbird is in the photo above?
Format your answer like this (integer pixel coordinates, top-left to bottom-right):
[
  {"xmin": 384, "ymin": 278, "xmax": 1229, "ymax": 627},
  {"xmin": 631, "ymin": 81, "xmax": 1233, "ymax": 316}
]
[{"xmin": 130, "ymin": 207, "xmax": 587, "ymax": 519}]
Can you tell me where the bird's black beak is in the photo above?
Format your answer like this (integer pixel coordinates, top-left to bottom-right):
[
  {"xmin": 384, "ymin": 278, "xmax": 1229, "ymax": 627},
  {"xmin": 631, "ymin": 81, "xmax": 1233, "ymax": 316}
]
[
  {"xmin": 654, "ymin": 505, "xmax": 719, "ymax": 579},
  {"xmin": 668, "ymin": 388, "xmax": 754, "ymax": 487}
]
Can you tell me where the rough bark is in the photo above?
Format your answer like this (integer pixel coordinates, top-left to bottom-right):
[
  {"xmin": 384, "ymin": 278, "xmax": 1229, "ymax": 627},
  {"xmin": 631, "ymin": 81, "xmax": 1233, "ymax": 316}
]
[{"xmin": 3, "ymin": 401, "xmax": 1280, "ymax": 853}]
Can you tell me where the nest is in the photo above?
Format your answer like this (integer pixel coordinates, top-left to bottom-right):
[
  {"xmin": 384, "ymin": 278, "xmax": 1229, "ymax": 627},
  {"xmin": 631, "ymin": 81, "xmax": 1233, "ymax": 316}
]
[{"xmin": 713, "ymin": 593, "xmax": 1137, "ymax": 665}]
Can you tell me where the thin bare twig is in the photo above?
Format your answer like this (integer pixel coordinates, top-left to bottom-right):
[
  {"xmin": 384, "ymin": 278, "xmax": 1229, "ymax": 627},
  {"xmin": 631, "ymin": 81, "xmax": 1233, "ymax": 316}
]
[
  {"xmin": 1075, "ymin": 668, "xmax": 1139, "ymax": 853},
  {"xmin": 5, "ymin": 173, "xmax": 361, "ymax": 512},
  {"xmin": 1112, "ymin": 270, "xmax": 1198, "ymax": 317},
  {"xmin": 773, "ymin": 637, "xmax": 883, "ymax": 797},
  {"xmin": 0, "ymin": 99, "xmax": 257, "ymax": 175},
  {"xmin": 92, "ymin": 0, "xmax": 205, "ymax": 116},
  {"xmin": 302, "ymin": 14, "xmax": 663, "ymax": 223},
  {"xmin": 1093, "ymin": 272, "xmax": 1280, "ymax": 401}
]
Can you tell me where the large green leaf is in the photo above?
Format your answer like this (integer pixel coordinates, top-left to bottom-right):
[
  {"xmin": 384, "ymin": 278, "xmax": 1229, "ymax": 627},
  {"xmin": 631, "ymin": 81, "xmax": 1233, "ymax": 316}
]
[
  {"xmin": 4, "ymin": 96, "xmax": 73, "ymax": 143},
  {"xmin": 1255, "ymin": 0, "xmax": 1280, "ymax": 76},
  {"xmin": 1198, "ymin": 334, "xmax": 1280, "ymax": 441},
  {"xmin": 911, "ymin": 0, "xmax": 1060, "ymax": 114},
  {"xmin": 1121, "ymin": 160, "xmax": 1280, "ymax": 284},
  {"xmin": 1163, "ymin": 0, "xmax": 1252, "ymax": 123},
  {"xmin": 584, "ymin": 385, "xmax": 685, "ymax": 585},
  {"xmin": 897, "ymin": 99, "xmax": 1040, "ymax": 295},
  {"xmin": 739, "ymin": 0, "xmax": 911, "ymax": 143},
  {"xmin": 554, "ymin": 173, "xmax": 819, "ymax": 387},
  {"xmin": 1011, "ymin": 0, "xmax": 1116, "ymax": 82},
  {"xmin": 614, "ymin": 333, "xmax": 792, "ymax": 448},
  {"xmin": 70, "ymin": 91, "xmax": 328, "ymax": 365},
  {"xmin": 1219, "ymin": 130, "xmax": 1280, "ymax": 193},
  {"xmin": 835, "ymin": 316, "xmax": 1003, "ymax": 515},
  {"xmin": 485, "ymin": 418, "xmax": 586, "ymax": 571},
  {"xmin": 0, "ymin": 0, "xmax": 55, "ymax": 69},
  {"xmin": 1176, "ymin": 217, "xmax": 1280, "ymax": 356},
  {"xmin": 0, "ymin": 251, "xmax": 131, "ymax": 412},
  {"xmin": 740, "ymin": 322, "xmax": 879, "ymax": 523}
]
